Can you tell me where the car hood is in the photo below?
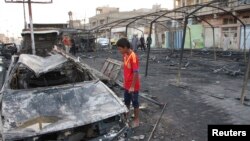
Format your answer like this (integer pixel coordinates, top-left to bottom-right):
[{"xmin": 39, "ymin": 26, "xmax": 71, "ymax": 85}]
[
  {"xmin": 17, "ymin": 54, "xmax": 68, "ymax": 77},
  {"xmin": 1, "ymin": 80, "xmax": 128, "ymax": 140}
]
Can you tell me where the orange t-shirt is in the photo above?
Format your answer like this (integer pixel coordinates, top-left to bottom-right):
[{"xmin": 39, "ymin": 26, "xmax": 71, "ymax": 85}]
[
  {"xmin": 63, "ymin": 37, "xmax": 71, "ymax": 46},
  {"xmin": 123, "ymin": 51, "xmax": 140, "ymax": 91}
]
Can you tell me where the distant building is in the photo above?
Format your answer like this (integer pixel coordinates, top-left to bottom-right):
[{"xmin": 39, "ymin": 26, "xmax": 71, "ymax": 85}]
[
  {"xmin": 89, "ymin": 5, "xmax": 164, "ymax": 29},
  {"xmin": 0, "ymin": 34, "xmax": 5, "ymax": 43},
  {"xmin": 68, "ymin": 20, "xmax": 81, "ymax": 29},
  {"xmin": 89, "ymin": 5, "xmax": 166, "ymax": 42},
  {"xmin": 170, "ymin": 0, "xmax": 250, "ymax": 50},
  {"xmin": 0, "ymin": 34, "xmax": 10, "ymax": 43},
  {"xmin": 67, "ymin": 20, "xmax": 90, "ymax": 30},
  {"xmin": 96, "ymin": 6, "xmax": 119, "ymax": 14}
]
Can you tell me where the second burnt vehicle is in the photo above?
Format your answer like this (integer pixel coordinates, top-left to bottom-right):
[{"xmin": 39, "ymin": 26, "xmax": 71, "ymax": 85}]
[
  {"xmin": 1, "ymin": 43, "xmax": 18, "ymax": 59},
  {"xmin": 0, "ymin": 50, "xmax": 128, "ymax": 141},
  {"xmin": 21, "ymin": 27, "xmax": 96, "ymax": 57}
]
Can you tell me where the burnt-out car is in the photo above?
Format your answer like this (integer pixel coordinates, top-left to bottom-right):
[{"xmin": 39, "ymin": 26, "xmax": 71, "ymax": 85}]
[
  {"xmin": 1, "ymin": 43, "xmax": 18, "ymax": 59},
  {"xmin": 0, "ymin": 52, "xmax": 128, "ymax": 141}
]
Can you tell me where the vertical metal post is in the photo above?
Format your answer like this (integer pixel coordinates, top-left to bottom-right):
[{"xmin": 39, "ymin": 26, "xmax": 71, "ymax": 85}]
[
  {"xmin": 145, "ymin": 22, "xmax": 153, "ymax": 77},
  {"xmin": 125, "ymin": 25, "xmax": 129, "ymax": 37},
  {"xmin": 23, "ymin": 0, "xmax": 27, "ymax": 29},
  {"xmin": 171, "ymin": 30, "xmax": 174, "ymax": 53},
  {"xmin": 28, "ymin": 0, "xmax": 36, "ymax": 55},
  {"xmin": 109, "ymin": 28, "xmax": 112, "ymax": 49},
  {"xmin": 212, "ymin": 27, "xmax": 216, "ymax": 60},
  {"xmin": 188, "ymin": 28, "xmax": 192, "ymax": 57},
  {"xmin": 87, "ymin": 32, "xmax": 89, "ymax": 50},
  {"xmin": 95, "ymin": 30, "xmax": 98, "ymax": 51},
  {"xmin": 83, "ymin": 19, "xmax": 86, "ymax": 30},
  {"xmin": 177, "ymin": 18, "xmax": 188, "ymax": 86},
  {"xmin": 244, "ymin": 25, "xmax": 246, "ymax": 63},
  {"xmin": 241, "ymin": 48, "xmax": 250, "ymax": 104},
  {"xmin": 173, "ymin": 20, "xmax": 176, "ymax": 53}
]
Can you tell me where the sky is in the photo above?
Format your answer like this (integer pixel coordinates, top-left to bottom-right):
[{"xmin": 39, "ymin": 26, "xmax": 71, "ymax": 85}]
[{"xmin": 0, "ymin": 0, "xmax": 173, "ymax": 37}]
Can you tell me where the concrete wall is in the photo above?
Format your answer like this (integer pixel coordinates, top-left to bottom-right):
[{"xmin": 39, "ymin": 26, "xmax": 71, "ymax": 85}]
[
  {"xmin": 185, "ymin": 24, "xmax": 204, "ymax": 49},
  {"xmin": 201, "ymin": 11, "xmax": 250, "ymax": 50},
  {"xmin": 165, "ymin": 30, "xmax": 183, "ymax": 49},
  {"xmin": 204, "ymin": 27, "xmax": 221, "ymax": 48},
  {"xmin": 240, "ymin": 25, "xmax": 250, "ymax": 49}
]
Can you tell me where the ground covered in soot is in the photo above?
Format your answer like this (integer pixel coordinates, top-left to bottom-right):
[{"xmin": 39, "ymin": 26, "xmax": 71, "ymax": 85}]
[{"xmin": 80, "ymin": 48, "xmax": 250, "ymax": 141}]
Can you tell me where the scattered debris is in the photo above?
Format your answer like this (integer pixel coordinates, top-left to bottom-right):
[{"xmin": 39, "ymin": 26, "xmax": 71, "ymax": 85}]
[
  {"xmin": 147, "ymin": 103, "xmax": 167, "ymax": 141},
  {"xmin": 160, "ymin": 136, "xmax": 164, "ymax": 139},
  {"xmin": 169, "ymin": 61, "xmax": 177, "ymax": 66},
  {"xmin": 150, "ymin": 56, "xmax": 157, "ymax": 61},
  {"xmin": 131, "ymin": 135, "xmax": 145, "ymax": 140},
  {"xmin": 184, "ymin": 62, "xmax": 190, "ymax": 67},
  {"xmin": 213, "ymin": 67, "xmax": 225, "ymax": 73},
  {"xmin": 88, "ymin": 55, "xmax": 95, "ymax": 59},
  {"xmin": 216, "ymin": 81, "xmax": 220, "ymax": 84},
  {"xmin": 165, "ymin": 56, "xmax": 170, "ymax": 61},
  {"xmin": 80, "ymin": 54, "xmax": 87, "ymax": 58},
  {"xmin": 221, "ymin": 51, "xmax": 232, "ymax": 57},
  {"xmin": 169, "ymin": 83, "xmax": 225, "ymax": 100},
  {"xmin": 140, "ymin": 54, "xmax": 146, "ymax": 58},
  {"xmin": 212, "ymin": 64, "xmax": 243, "ymax": 76},
  {"xmin": 140, "ymin": 93, "xmax": 164, "ymax": 107},
  {"xmin": 210, "ymin": 93, "xmax": 225, "ymax": 99},
  {"xmin": 201, "ymin": 48, "xmax": 210, "ymax": 55},
  {"xmin": 139, "ymin": 103, "xmax": 149, "ymax": 110}
]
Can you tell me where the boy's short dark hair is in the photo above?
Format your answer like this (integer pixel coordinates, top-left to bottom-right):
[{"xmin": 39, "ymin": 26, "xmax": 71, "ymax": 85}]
[{"xmin": 116, "ymin": 38, "xmax": 130, "ymax": 48}]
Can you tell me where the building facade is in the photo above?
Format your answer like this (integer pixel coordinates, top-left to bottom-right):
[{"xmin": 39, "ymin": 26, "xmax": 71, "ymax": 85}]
[
  {"xmin": 89, "ymin": 5, "xmax": 166, "ymax": 48},
  {"xmin": 0, "ymin": 34, "xmax": 10, "ymax": 43},
  {"xmin": 169, "ymin": 0, "xmax": 250, "ymax": 50}
]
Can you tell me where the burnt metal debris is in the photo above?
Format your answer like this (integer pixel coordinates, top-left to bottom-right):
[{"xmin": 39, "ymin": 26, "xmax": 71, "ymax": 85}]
[
  {"xmin": 1, "ymin": 43, "xmax": 18, "ymax": 59},
  {"xmin": 147, "ymin": 103, "xmax": 167, "ymax": 141},
  {"xmin": 0, "ymin": 52, "xmax": 128, "ymax": 141}
]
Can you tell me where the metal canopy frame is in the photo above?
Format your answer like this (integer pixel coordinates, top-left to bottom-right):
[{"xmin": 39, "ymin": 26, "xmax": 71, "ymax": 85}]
[
  {"xmin": 90, "ymin": 0, "xmax": 248, "ymax": 104},
  {"xmin": 4, "ymin": 0, "xmax": 52, "ymax": 4}
]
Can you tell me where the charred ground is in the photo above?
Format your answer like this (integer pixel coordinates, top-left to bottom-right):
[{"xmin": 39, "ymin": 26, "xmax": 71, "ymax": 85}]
[{"xmin": 81, "ymin": 48, "xmax": 250, "ymax": 141}]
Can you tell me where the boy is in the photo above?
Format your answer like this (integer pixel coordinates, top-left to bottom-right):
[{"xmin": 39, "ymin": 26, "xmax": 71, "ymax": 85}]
[{"xmin": 116, "ymin": 38, "xmax": 140, "ymax": 127}]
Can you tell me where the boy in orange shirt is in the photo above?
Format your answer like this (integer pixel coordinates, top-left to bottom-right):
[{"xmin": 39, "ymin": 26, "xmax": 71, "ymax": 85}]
[{"xmin": 116, "ymin": 38, "xmax": 140, "ymax": 127}]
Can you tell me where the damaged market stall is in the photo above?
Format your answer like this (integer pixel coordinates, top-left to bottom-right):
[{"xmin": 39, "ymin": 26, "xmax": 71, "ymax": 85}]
[
  {"xmin": 21, "ymin": 29, "xmax": 59, "ymax": 57},
  {"xmin": 59, "ymin": 29, "xmax": 96, "ymax": 52},
  {"xmin": 0, "ymin": 53, "xmax": 128, "ymax": 141}
]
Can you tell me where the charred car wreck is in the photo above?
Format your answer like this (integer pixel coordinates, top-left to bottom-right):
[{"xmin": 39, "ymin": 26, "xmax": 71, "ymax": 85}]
[{"xmin": 0, "ymin": 53, "xmax": 128, "ymax": 141}]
